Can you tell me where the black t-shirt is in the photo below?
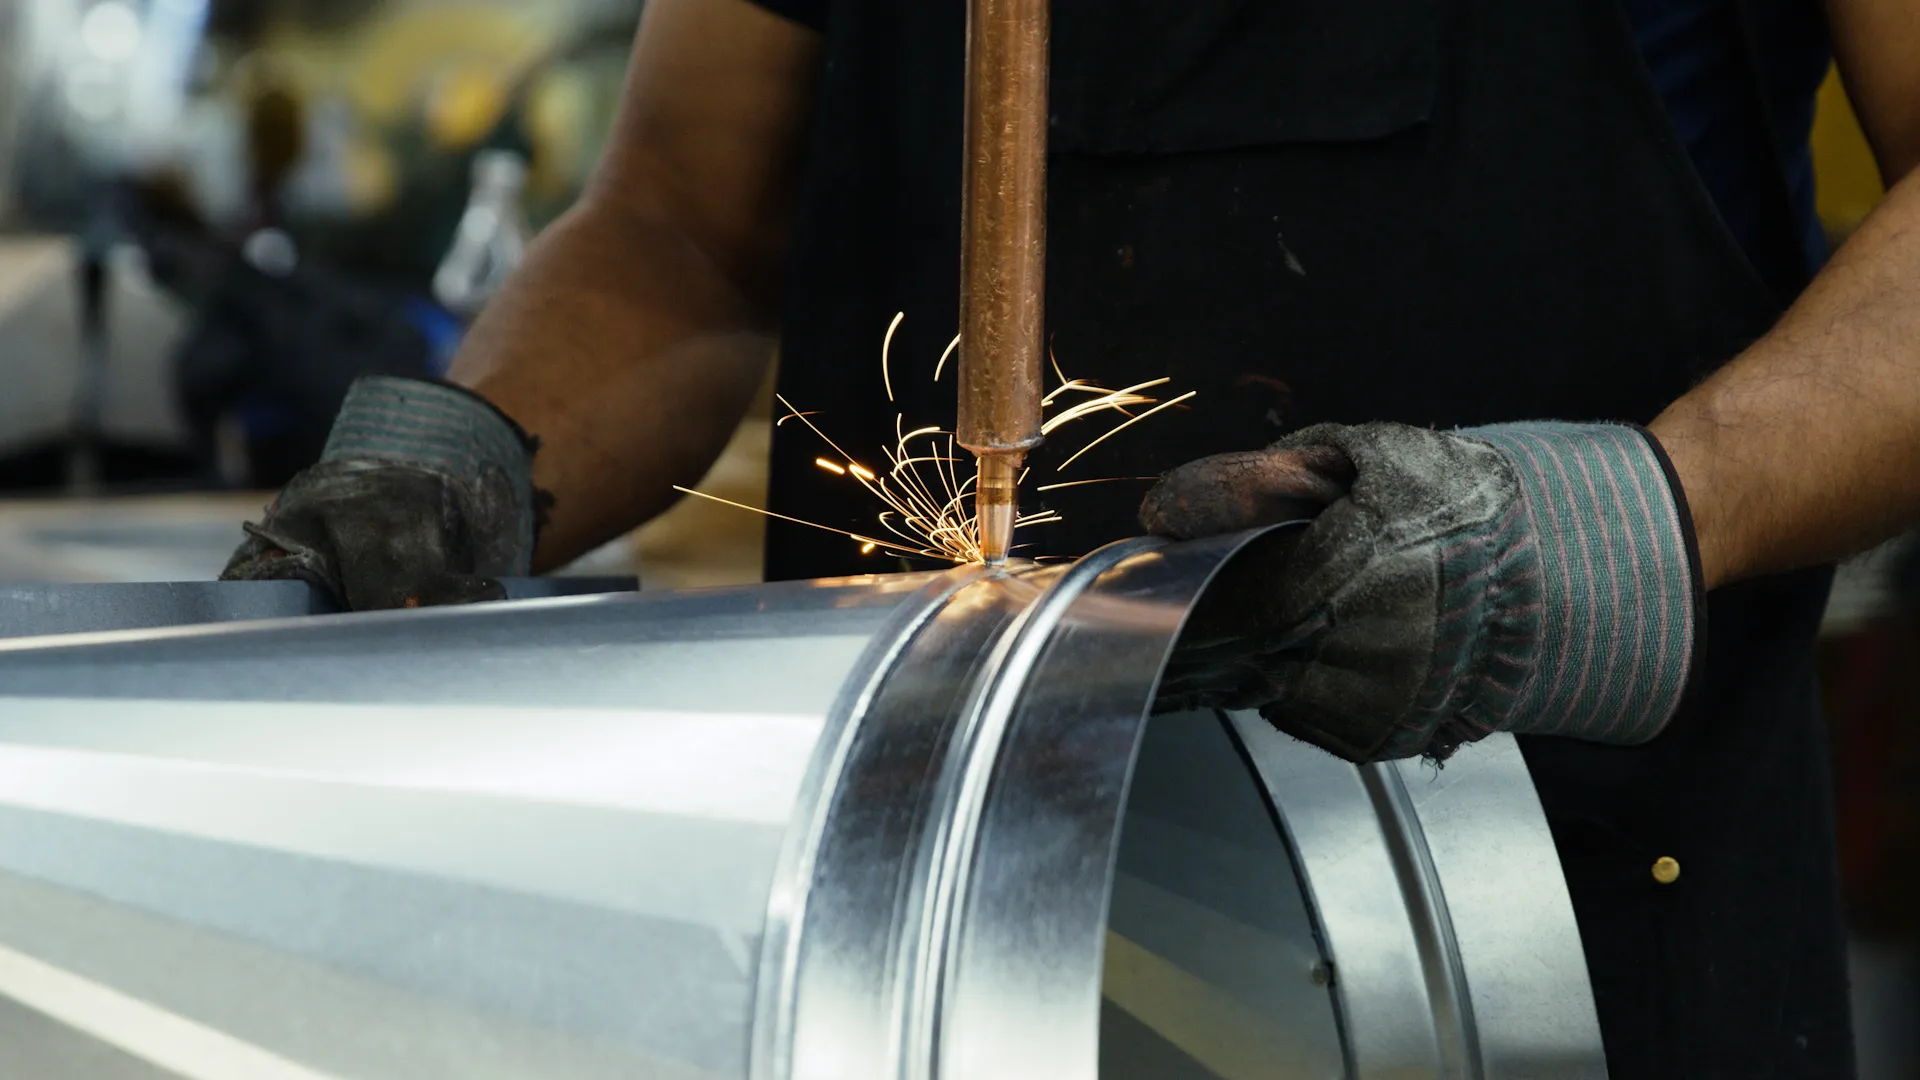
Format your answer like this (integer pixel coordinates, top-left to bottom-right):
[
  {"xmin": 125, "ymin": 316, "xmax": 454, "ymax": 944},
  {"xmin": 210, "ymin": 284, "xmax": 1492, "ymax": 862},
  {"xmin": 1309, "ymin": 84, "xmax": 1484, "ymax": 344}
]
[
  {"xmin": 752, "ymin": 0, "xmax": 826, "ymax": 31},
  {"xmin": 750, "ymin": 4, "xmax": 1852, "ymax": 1075},
  {"xmin": 744, "ymin": 0, "xmax": 1829, "ymax": 280}
]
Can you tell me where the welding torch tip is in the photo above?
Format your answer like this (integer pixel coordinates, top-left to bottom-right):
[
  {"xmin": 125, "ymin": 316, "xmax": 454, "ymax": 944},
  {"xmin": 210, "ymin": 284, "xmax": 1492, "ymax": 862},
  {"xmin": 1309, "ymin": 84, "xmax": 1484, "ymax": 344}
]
[
  {"xmin": 977, "ymin": 504, "xmax": 1015, "ymax": 566},
  {"xmin": 973, "ymin": 454, "xmax": 1021, "ymax": 566}
]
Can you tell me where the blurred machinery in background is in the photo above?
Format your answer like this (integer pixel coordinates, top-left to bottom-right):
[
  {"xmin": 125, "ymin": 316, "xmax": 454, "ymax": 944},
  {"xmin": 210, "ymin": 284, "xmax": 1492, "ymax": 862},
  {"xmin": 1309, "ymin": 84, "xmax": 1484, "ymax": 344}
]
[
  {"xmin": 433, "ymin": 149, "xmax": 531, "ymax": 317},
  {"xmin": 0, "ymin": 4, "xmax": 24, "ymax": 225},
  {"xmin": 0, "ymin": 0, "xmax": 642, "ymax": 492},
  {"xmin": 1806, "ymin": 70, "xmax": 1920, "ymax": 1080}
]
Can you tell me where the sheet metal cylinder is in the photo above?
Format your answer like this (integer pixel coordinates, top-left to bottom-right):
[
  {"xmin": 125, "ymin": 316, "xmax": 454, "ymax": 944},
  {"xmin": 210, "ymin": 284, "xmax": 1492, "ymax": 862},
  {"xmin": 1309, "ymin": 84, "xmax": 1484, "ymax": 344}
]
[{"xmin": 0, "ymin": 533, "xmax": 1607, "ymax": 1080}]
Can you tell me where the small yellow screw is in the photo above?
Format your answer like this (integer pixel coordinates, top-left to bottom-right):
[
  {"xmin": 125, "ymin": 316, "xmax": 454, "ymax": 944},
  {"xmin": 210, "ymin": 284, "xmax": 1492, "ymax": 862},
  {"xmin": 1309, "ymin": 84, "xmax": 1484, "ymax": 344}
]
[{"xmin": 1652, "ymin": 857, "xmax": 1681, "ymax": 885}]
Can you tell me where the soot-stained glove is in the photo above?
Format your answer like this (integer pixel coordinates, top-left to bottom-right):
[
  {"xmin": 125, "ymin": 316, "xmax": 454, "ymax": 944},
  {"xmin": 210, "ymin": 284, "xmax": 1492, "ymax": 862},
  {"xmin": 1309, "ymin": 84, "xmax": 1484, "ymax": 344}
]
[
  {"xmin": 1141, "ymin": 421, "xmax": 1704, "ymax": 763},
  {"xmin": 222, "ymin": 375, "xmax": 545, "ymax": 612}
]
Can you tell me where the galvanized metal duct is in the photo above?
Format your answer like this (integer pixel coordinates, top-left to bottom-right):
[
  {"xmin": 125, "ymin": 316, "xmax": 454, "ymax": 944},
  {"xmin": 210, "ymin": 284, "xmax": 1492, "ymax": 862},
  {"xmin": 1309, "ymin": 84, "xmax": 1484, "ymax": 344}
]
[{"xmin": 0, "ymin": 531, "xmax": 1606, "ymax": 1080}]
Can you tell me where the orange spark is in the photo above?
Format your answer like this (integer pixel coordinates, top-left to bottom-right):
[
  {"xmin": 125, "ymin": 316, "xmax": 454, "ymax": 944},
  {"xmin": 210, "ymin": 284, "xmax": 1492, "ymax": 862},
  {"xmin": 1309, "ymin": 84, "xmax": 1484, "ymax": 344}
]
[
  {"xmin": 881, "ymin": 311, "xmax": 906, "ymax": 403},
  {"xmin": 1056, "ymin": 391, "xmax": 1199, "ymax": 471},
  {"xmin": 682, "ymin": 313, "xmax": 1194, "ymax": 565},
  {"xmin": 932, "ymin": 334, "xmax": 962, "ymax": 383}
]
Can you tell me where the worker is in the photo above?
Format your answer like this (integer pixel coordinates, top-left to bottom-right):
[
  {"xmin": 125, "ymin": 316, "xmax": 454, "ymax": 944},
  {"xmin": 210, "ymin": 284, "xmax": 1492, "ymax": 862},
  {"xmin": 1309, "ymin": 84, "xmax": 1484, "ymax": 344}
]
[{"xmin": 224, "ymin": 0, "xmax": 1920, "ymax": 1073}]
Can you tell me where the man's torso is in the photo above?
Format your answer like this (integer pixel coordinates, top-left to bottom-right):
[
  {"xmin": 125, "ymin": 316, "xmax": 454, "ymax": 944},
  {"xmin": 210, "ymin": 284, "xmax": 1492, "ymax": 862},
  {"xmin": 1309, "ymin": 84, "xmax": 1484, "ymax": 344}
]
[{"xmin": 750, "ymin": 2, "xmax": 1853, "ymax": 1076}]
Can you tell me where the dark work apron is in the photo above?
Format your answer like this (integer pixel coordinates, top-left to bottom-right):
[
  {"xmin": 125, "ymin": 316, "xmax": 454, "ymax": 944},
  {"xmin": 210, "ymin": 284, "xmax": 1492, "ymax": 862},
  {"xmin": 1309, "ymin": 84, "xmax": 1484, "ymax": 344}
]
[{"xmin": 769, "ymin": 0, "xmax": 1851, "ymax": 1075}]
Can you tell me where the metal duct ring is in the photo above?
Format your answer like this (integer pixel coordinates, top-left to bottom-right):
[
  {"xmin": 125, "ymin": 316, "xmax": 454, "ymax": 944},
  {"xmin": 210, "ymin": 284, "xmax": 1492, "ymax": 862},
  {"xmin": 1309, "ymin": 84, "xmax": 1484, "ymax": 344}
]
[{"xmin": 0, "ymin": 531, "xmax": 1605, "ymax": 1080}]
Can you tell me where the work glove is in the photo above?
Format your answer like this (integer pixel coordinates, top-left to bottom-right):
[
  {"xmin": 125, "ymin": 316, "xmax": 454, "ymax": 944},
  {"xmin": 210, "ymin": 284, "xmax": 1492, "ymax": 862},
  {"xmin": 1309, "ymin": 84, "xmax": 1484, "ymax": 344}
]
[
  {"xmin": 222, "ymin": 375, "xmax": 544, "ymax": 612},
  {"xmin": 1142, "ymin": 422, "xmax": 1702, "ymax": 763}
]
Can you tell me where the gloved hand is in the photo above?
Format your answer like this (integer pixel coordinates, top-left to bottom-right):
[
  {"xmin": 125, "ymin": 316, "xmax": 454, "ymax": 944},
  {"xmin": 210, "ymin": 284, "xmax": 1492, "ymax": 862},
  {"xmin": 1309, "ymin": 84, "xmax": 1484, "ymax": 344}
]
[
  {"xmin": 1141, "ymin": 422, "xmax": 1702, "ymax": 762},
  {"xmin": 222, "ymin": 375, "xmax": 545, "ymax": 612}
]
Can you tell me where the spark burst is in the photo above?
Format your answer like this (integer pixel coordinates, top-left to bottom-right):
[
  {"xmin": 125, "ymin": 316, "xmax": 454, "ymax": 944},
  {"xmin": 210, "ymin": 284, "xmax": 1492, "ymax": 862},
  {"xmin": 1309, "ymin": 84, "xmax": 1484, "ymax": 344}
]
[{"xmin": 674, "ymin": 314, "xmax": 1195, "ymax": 565}]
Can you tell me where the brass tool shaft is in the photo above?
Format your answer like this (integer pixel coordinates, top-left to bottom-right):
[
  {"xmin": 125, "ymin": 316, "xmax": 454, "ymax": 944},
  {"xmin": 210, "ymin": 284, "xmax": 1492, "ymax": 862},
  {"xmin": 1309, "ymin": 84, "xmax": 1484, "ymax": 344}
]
[{"xmin": 956, "ymin": 0, "xmax": 1050, "ymax": 566}]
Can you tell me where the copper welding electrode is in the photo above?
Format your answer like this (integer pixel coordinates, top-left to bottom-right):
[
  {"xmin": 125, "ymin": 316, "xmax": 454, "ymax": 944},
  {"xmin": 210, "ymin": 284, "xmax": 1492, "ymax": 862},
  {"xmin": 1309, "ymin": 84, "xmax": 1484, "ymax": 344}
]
[{"xmin": 956, "ymin": 0, "xmax": 1050, "ymax": 565}]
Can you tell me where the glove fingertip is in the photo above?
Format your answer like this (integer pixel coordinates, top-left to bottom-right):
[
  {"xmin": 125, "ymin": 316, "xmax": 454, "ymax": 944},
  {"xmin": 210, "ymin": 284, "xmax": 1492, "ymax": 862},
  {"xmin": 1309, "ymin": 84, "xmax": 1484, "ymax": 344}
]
[{"xmin": 408, "ymin": 575, "xmax": 509, "ymax": 609}]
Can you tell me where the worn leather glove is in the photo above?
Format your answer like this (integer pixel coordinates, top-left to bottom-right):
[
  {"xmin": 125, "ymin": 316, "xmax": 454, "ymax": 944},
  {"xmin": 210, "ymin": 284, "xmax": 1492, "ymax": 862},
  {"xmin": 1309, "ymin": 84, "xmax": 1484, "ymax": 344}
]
[
  {"xmin": 222, "ymin": 375, "xmax": 543, "ymax": 612},
  {"xmin": 1142, "ymin": 422, "xmax": 1703, "ymax": 763}
]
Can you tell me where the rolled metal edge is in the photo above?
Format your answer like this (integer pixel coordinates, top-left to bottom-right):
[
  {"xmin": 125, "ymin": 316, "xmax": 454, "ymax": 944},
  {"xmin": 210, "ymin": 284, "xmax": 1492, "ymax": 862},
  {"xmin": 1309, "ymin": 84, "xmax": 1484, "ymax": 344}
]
[
  {"xmin": 749, "ymin": 535, "xmax": 1155, "ymax": 1080},
  {"xmin": 933, "ymin": 524, "xmax": 1610, "ymax": 1080},
  {"xmin": 910, "ymin": 537, "xmax": 1154, "ymax": 1080},
  {"xmin": 1229, "ymin": 722, "xmax": 1609, "ymax": 1080},
  {"xmin": 1388, "ymin": 741, "xmax": 1609, "ymax": 1079},
  {"xmin": 750, "ymin": 564, "xmax": 993, "ymax": 1080},
  {"xmin": 936, "ymin": 528, "xmax": 1288, "ymax": 1080}
]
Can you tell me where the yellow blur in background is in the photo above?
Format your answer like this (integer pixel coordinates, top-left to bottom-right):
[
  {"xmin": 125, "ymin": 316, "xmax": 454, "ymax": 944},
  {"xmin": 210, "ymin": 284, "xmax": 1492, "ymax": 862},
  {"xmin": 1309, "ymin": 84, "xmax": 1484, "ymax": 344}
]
[
  {"xmin": 238, "ymin": 2, "xmax": 625, "ymax": 224},
  {"xmin": 1812, "ymin": 65, "xmax": 1886, "ymax": 239}
]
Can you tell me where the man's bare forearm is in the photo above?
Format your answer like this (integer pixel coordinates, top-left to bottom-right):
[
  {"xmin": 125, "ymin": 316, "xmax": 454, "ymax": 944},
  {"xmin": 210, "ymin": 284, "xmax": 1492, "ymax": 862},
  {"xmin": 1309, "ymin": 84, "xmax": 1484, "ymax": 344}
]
[
  {"xmin": 1651, "ymin": 168, "xmax": 1920, "ymax": 589},
  {"xmin": 448, "ymin": 195, "xmax": 776, "ymax": 571}
]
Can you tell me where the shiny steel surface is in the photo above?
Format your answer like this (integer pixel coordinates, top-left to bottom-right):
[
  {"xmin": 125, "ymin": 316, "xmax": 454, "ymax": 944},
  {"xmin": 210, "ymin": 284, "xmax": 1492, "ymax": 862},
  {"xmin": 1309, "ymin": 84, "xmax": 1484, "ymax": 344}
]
[
  {"xmin": 1101, "ymin": 710, "xmax": 1346, "ymax": 1080},
  {"xmin": 1232, "ymin": 715, "xmax": 1609, "ymax": 1080},
  {"xmin": 915, "ymin": 537, "xmax": 1144, "ymax": 1077},
  {"xmin": 0, "ymin": 578, "xmax": 638, "ymax": 639},
  {"xmin": 0, "ymin": 576, "xmax": 946, "ymax": 1080},
  {"xmin": 938, "ymin": 533, "xmax": 1252, "ymax": 1079},
  {"xmin": 1385, "ymin": 739, "xmax": 1609, "ymax": 1078},
  {"xmin": 754, "ymin": 564, "xmax": 1013, "ymax": 1080},
  {"xmin": 0, "ymin": 535, "xmax": 1606, "ymax": 1080}
]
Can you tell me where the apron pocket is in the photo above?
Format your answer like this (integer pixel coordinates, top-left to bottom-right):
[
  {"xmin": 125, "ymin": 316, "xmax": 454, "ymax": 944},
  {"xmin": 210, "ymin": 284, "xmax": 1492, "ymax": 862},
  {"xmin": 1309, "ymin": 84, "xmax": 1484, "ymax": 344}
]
[{"xmin": 1050, "ymin": 0, "xmax": 1441, "ymax": 155}]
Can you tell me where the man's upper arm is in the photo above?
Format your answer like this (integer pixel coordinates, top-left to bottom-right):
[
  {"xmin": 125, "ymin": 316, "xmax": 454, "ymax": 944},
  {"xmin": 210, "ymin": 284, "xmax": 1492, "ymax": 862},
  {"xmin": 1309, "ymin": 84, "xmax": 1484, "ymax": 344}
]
[
  {"xmin": 1826, "ymin": 0, "xmax": 1920, "ymax": 184},
  {"xmin": 584, "ymin": 0, "xmax": 822, "ymax": 316}
]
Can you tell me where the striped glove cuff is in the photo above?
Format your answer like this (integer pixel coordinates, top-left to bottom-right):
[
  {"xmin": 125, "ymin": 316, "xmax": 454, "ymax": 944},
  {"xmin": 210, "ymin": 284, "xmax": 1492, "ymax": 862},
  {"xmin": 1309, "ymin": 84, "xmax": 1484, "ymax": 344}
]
[
  {"xmin": 1463, "ymin": 422, "xmax": 1703, "ymax": 744},
  {"xmin": 322, "ymin": 375, "xmax": 539, "ymax": 560}
]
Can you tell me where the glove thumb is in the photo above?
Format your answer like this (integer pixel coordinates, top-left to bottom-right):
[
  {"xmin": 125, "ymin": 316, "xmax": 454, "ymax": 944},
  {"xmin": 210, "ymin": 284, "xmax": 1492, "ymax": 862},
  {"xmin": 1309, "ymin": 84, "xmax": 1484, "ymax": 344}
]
[{"xmin": 1140, "ymin": 444, "xmax": 1350, "ymax": 539}]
